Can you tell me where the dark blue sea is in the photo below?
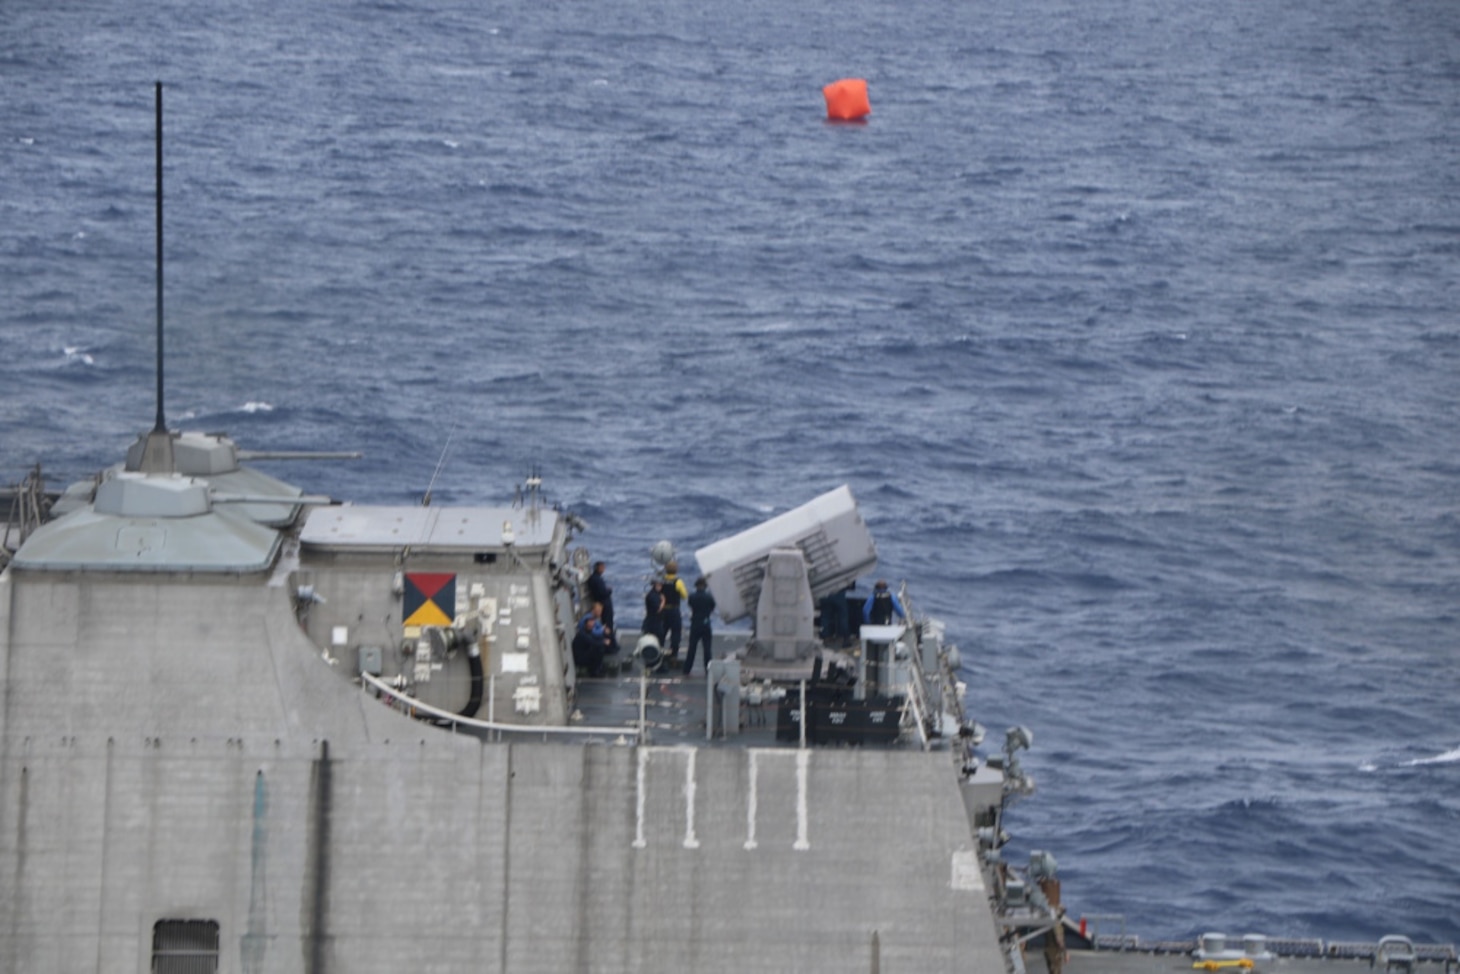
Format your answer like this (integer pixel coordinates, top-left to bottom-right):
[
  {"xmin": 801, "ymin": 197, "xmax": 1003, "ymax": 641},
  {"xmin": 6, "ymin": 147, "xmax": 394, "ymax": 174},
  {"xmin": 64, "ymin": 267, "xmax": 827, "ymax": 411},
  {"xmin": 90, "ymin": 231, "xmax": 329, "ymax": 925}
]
[{"xmin": 3, "ymin": 0, "xmax": 1457, "ymax": 947}]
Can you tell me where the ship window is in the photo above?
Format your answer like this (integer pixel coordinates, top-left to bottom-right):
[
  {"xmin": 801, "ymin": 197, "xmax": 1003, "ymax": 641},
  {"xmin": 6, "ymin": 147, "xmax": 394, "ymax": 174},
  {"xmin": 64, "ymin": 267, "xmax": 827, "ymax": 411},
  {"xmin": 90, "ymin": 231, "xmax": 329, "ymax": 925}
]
[
  {"xmin": 151, "ymin": 919, "xmax": 219, "ymax": 973},
  {"xmin": 474, "ymin": 552, "xmax": 497, "ymax": 564}
]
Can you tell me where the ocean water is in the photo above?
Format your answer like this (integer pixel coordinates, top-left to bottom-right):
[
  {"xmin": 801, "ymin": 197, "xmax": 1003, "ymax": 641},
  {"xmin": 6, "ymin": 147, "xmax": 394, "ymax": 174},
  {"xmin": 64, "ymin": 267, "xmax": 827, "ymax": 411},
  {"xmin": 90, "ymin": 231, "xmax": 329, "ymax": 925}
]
[{"xmin": 3, "ymin": 0, "xmax": 1458, "ymax": 946}]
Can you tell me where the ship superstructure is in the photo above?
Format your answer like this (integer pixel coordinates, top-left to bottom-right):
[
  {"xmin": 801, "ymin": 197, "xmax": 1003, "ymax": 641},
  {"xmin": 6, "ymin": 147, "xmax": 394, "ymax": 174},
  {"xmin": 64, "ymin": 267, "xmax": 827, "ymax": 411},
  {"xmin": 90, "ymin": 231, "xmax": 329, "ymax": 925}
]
[{"xmin": 0, "ymin": 439, "xmax": 1023, "ymax": 973}]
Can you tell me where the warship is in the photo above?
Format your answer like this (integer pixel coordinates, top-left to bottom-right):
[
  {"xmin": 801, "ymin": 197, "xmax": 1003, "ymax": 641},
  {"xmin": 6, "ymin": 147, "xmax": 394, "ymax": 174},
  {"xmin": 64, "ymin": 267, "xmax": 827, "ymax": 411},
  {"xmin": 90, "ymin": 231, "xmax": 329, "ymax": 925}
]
[{"xmin": 2, "ymin": 87, "xmax": 1455, "ymax": 974}]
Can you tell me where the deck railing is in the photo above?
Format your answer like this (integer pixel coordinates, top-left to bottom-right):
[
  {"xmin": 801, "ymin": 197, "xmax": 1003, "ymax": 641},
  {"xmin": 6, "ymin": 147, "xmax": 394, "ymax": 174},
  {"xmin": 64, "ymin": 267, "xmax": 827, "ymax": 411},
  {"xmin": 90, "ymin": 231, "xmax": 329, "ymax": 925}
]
[{"xmin": 359, "ymin": 670, "xmax": 646, "ymax": 744}]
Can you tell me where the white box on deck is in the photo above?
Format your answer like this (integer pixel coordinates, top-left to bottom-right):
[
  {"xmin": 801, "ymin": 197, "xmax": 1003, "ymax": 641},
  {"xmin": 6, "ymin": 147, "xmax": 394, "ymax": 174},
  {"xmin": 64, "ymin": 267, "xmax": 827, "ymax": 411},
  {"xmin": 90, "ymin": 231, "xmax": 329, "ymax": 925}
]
[{"xmin": 693, "ymin": 485, "xmax": 878, "ymax": 623}]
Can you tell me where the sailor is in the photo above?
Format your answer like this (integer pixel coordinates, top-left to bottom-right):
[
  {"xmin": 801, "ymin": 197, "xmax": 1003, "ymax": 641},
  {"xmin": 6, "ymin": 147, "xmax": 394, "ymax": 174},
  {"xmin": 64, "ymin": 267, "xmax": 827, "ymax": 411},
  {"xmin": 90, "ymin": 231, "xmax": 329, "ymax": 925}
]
[
  {"xmin": 683, "ymin": 577, "xmax": 716, "ymax": 676},
  {"xmin": 573, "ymin": 605, "xmax": 611, "ymax": 677},
  {"xmin": 862, "ymin": 579, "xmax": 906, "ymax": 626},
  {"xmin": 820, "ymin": 584, "xmax": 852, "ymax": 646},
  {"xmin": 585, "ymin": 560, "xmax": 615, "ymax": 632},
  {"xmin": 660, "ymin": 560, "xmax": 689, "ymax": 661},
  {"xmin": 586, "ymin": 600, "xmax": 616, "ymax": 656},
  {"xmin": 642, "ymin": 579, "xmax": 667, "ymax": 647}
]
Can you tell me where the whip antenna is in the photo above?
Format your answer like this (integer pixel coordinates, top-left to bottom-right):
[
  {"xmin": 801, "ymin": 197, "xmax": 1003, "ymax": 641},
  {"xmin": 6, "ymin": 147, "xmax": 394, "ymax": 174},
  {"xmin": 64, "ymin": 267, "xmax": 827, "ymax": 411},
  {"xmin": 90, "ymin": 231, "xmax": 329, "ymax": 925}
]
[
  {"xmin": 153, "ymin": 80, "xmax": 165, "ymax": 434},
  {"xmin": 132, "ymin": 81, "xmax": 175, "ymax": 473},
  {"xmin": 421, "ymin": 420, "xmax": 459, "ymax": 507}
]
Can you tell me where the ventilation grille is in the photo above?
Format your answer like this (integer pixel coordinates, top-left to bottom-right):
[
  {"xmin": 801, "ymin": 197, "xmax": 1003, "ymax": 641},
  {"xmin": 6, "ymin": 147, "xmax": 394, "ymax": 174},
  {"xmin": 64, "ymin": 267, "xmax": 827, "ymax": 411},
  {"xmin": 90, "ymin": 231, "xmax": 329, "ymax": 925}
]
[{"xmin": 152, "ymin": 920, "xmax": 219, "ymax": 974}]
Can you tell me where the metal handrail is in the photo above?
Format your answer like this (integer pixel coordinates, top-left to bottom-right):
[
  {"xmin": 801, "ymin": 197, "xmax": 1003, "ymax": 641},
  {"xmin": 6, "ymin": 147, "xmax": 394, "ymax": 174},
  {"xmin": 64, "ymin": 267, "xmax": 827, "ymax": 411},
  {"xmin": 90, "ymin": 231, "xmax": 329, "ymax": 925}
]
[
  {"xmin": 903, "ymin": 672, "xmax": 931, "ymax": 750},
  {"xmin": 359, "ymin": 670, "xmax": 644, "ymax": 743},
  {"xmin": 891, "ymin": 581, "xmax": 938, "ymax": 750},
  {"xmin": 1081, "ymin": 914, "xmax": 1129, "ymax": 948}
]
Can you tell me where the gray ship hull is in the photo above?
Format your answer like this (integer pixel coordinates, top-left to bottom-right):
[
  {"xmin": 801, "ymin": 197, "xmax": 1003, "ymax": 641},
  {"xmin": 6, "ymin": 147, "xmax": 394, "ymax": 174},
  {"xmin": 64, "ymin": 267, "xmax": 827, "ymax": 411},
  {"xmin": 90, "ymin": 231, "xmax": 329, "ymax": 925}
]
[{"xmin": 0, "ymin": 495, "xmax": 1004, "ymax": 973}]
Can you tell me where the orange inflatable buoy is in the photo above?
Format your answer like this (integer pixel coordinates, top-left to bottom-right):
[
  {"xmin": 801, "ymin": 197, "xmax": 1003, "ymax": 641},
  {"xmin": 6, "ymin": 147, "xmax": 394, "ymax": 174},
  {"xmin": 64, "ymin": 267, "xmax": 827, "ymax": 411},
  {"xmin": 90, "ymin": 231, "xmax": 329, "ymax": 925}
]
[{"xmin": 822, "ymin": 78, "xmax": 870, "ymax": 121}]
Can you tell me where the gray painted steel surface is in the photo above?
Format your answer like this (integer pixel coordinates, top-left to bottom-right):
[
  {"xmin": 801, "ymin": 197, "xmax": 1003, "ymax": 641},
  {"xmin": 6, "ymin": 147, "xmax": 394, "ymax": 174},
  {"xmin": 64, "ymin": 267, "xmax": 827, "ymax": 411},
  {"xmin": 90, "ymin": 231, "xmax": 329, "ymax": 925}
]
[{"xmin": 0, "ymin": 526, "xmax": 1005, "ymax": 973}]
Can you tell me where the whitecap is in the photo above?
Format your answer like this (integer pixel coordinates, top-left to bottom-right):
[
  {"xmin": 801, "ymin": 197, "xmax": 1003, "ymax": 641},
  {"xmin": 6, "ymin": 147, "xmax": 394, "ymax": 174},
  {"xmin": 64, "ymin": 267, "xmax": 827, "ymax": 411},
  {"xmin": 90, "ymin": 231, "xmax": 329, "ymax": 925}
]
[
  {"xmin": 240, "ymin": 401, "xmax": 274, "ymax": 413},
  {"xmin": 63, "ymin": 346, "xmax": 94, "ymax": 365},
  {"xmin": 1402, "ymin": 746, "xmax": 1460, "ymax": 767}
]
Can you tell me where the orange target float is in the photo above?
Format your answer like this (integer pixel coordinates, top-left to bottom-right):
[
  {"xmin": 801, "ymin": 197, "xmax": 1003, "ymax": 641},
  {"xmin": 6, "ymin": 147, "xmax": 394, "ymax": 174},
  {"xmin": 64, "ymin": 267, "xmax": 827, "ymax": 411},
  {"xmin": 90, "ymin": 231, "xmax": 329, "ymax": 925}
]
[{"xmin": 822, "ymin": 78, "xmax": 870, "ymax": 121}]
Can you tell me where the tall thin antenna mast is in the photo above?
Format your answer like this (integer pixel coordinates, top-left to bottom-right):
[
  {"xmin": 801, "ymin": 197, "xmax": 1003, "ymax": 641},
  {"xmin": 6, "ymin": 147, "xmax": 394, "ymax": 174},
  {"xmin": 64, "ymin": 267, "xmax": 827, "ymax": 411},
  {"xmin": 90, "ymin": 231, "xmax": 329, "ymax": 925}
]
[
  {"xmin": 153, "ymin": 80, "xmax": 166, "ymax": 433},
  {"xmin": 131, "ymin": 81, "xmax": 175, "ymax": 474}
]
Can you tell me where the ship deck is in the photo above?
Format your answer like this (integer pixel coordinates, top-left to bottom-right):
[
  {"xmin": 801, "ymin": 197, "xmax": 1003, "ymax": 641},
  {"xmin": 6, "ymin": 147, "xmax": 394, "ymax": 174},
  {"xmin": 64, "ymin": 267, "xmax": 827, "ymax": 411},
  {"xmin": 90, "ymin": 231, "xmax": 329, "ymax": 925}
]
[
  {"xmin": 1060, "ymin": 948, "xmax": 1458, "ymax": 974},
  {"xmin": 569, "ymin": 669, "xmax": 798, "ymax": 748},
  {"xmin": 565, "ymin": 630, "xmax": 941, "ymax": 752}
]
